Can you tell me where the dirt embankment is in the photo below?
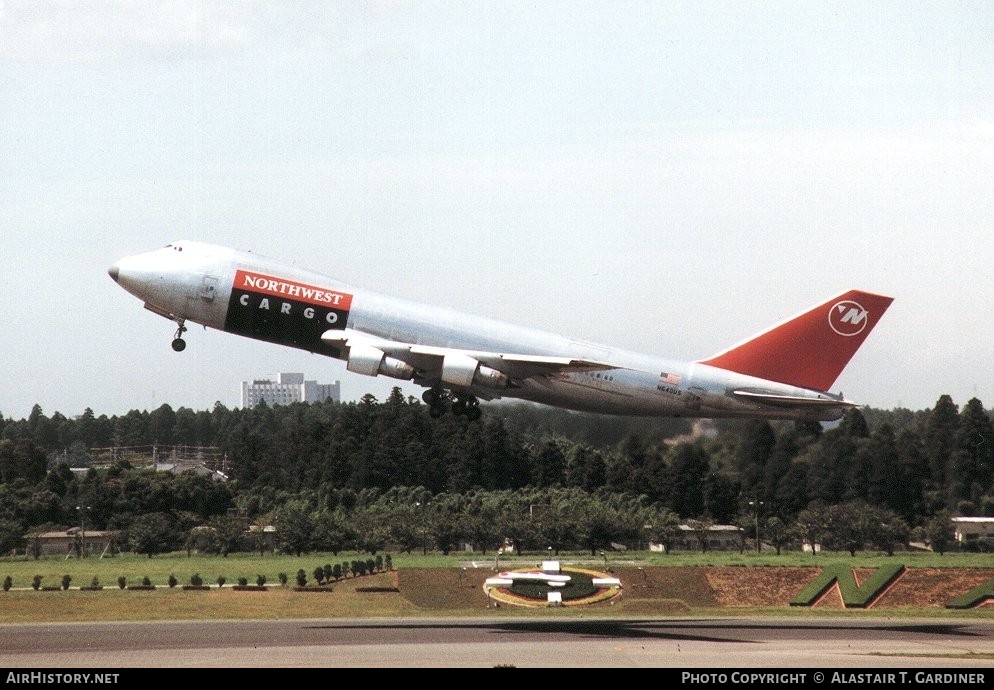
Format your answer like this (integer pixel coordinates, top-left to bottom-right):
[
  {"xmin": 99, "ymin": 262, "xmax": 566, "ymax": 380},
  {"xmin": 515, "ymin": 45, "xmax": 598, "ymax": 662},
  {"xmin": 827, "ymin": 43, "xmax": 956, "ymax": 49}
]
[
  {"xmin": 396, "ymin": 568, "xmax": 493, "ymax": 609},
  {"xmin": 396, "ymin": 566, "xmax": 994, "ymax": 611}
]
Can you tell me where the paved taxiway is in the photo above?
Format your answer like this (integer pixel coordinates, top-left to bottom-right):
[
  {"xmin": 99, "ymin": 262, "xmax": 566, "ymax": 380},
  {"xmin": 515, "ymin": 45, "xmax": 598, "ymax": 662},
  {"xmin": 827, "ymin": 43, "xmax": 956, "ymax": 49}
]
[{"xmin": 1, "ymin": 617, "xmax": 993, "ymax": 668}]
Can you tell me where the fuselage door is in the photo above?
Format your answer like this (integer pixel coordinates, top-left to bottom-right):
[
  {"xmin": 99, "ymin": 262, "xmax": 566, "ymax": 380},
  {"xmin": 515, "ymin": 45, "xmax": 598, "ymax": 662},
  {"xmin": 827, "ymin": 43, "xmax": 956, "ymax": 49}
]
[{"xmin": 200, "ymin": 275, "xmax": 219, "ymax": 302}]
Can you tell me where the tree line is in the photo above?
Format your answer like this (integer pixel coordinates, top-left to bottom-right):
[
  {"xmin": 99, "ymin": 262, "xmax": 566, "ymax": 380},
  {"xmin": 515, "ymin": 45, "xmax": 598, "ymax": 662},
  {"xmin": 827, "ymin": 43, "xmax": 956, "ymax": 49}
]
[{"xmin": 0, "ymin": 389, "xmax": 988, "ymax": 556}]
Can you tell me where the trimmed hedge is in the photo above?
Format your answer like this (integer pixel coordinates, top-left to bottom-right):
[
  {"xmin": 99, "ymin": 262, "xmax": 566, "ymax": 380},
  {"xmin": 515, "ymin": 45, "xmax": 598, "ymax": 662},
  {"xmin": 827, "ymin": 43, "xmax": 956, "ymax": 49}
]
[{"xmin": 789, "ymin": 564, "xmax": 905, "ymax": 608}]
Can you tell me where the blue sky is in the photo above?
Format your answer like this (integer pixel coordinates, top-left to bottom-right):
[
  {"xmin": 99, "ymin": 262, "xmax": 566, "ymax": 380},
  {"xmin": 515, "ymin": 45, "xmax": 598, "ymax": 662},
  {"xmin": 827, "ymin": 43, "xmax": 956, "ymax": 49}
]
[{"xmin": 2, "ymin": 1, "xmax": 994, "ymax": 419}]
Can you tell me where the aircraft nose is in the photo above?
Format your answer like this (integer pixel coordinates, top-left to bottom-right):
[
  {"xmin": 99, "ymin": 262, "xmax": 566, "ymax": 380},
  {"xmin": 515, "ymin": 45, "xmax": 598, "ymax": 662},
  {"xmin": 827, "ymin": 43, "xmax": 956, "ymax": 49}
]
[{"xmin": 108, "ymin": 262, "xmax": 120, "ymax": 283}]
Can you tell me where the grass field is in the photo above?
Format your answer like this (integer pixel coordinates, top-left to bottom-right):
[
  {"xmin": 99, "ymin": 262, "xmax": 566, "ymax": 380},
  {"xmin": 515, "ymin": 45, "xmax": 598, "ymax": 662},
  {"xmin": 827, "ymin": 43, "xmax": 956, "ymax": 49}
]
[
  {"xmin": 1, "ymin": 549, "xmax": 993, "ymax": 623},
  {"xmin": 3, "ymin": 548, "xmax": 992, "ymax": 586}
]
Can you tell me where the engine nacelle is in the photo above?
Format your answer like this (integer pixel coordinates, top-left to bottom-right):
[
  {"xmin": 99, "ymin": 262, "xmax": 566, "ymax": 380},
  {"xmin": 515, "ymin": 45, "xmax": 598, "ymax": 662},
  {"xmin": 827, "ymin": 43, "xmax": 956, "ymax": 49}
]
[
  {"xmin": 441, "ymin": 353, "xmax": 509, "ymax": 389},
  {"xmin": 472, "ymin": 364, "xmax": 510, "ymax": 389},
  {"xmin": 346, "ymin": 345, "xmax": 415, "ymax": 380}
]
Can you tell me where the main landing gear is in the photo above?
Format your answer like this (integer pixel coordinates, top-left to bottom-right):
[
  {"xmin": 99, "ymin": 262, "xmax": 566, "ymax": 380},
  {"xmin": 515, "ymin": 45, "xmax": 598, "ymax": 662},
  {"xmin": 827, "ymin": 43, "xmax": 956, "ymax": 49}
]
[
  {"xmin": 171, "ymin": 320, "xmax": 188, "ymax": 352},
  {"xmin": 422, "ymin": 387, "xmax": 482, "ymax": 421}
]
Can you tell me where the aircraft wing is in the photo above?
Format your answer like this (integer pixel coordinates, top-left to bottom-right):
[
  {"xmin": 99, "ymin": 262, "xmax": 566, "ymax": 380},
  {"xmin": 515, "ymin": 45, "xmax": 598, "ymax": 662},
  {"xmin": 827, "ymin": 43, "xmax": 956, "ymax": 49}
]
[{"xmin": 321, "ymin": 329, "xmax": 617, "ymax": 385}]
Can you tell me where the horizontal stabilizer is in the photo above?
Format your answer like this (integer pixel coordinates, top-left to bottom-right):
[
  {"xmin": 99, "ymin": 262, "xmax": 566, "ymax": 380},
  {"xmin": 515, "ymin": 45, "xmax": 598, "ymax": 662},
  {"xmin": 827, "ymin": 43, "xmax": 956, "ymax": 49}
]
[{"xmin": 730, "ymin": 390, "xmax": 859, "ymax": 408}]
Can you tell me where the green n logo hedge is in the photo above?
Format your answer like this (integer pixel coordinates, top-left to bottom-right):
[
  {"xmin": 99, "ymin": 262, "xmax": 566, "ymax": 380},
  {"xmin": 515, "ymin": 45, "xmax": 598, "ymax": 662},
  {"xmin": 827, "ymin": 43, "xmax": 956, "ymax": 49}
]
[
  {"xmin": 946, "ymin": 579, "xmax": 994, "ymax": 609},
  {"xmin": 789, "ymin": 564, "xmax": 905, "ymax": 608}
]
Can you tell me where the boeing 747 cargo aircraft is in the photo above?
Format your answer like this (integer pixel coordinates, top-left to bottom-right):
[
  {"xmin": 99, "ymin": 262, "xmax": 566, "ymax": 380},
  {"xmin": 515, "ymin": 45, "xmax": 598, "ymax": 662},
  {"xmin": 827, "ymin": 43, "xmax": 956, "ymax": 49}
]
[{"xmin": 108, "ymin": 241, "xmax": 892, "ymax": 421}]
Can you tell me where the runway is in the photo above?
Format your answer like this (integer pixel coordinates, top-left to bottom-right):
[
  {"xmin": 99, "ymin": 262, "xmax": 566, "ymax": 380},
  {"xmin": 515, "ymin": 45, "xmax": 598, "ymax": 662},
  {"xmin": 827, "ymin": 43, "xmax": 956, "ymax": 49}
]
[{"xmin": 1, "ymin": 616, "xmax": 993, "ymax": 669}]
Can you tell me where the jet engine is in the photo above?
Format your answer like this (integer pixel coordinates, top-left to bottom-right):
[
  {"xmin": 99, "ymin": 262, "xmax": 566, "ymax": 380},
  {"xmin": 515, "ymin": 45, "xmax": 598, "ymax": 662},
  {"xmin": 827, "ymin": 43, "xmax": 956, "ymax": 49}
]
[
  {"xmin": 441, "ymin": 353, "xmax": 509, "ymax": 389},
  {"xmin": 346, "ymin": 345, "xmax": 415, "ymax": 380}
]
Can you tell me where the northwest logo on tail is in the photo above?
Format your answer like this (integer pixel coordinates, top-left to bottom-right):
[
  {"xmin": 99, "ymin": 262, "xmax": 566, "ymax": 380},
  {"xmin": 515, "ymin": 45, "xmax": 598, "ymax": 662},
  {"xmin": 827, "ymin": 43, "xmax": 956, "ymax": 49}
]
[{"xmin": 828, "ymin": 300, "xmax": 870, "ymax": 336}]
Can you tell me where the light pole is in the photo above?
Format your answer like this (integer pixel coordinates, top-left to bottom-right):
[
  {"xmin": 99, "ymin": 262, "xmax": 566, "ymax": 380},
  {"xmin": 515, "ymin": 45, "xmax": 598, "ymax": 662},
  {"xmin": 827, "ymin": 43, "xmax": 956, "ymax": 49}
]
[
  {"xmin": 415, "ymin": 501, "xmax": 431, "ymax": 555},
  {"xmin": 75, "ymin": 505, "xmax": 90, "ymax": 558},
  {"xmin": 748, "ymin": 500, "xmax": 764, "ymax": 553},
  {"xmin": 599, "ymin": 549, "xmax": 607, "ymax": 570}
]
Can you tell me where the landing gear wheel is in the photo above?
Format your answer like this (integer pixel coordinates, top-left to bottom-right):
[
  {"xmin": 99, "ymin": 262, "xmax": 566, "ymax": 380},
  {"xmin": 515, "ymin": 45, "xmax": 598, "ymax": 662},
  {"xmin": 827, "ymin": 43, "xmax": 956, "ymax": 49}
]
[
  {"xmin": 423, "ymin": 388, "xmax": 482, "ymax": 419},
  {"xmin": 465, "ymin": 402, "xmax": 482, "ymax": 421},
  {"xmin": 171, "ymin": 320, "xmax": 188, "ymax": 352},
  {"xmin": 452, "ymin": 393, "xmax": 482, "ymax": 421},
  {"xmin": 423, "ymin": 387, "xmax": 449, "ymax": 417}
]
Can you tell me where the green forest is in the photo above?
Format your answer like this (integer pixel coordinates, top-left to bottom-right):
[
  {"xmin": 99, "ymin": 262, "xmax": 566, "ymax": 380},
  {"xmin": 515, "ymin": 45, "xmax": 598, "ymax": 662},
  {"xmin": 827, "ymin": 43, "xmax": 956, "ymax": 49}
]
[{"xmin": 0, "ymin": 387, "xmax": 989, "ymax": 557}]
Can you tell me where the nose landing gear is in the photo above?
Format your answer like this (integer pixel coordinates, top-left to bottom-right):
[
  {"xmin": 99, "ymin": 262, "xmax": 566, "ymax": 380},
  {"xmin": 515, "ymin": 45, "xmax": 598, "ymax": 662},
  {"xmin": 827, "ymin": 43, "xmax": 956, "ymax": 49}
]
[{"xmin": 171, "ymin": 320, "xmax": 187, "ymax": 352}]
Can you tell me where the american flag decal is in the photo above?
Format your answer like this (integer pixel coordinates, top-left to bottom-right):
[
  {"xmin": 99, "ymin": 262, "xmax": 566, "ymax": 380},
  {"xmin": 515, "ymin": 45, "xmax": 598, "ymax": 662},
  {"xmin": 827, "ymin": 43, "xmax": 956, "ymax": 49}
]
[{"xmin": 659, "ymin": 372, "xmax": 681, "ymax": 386}]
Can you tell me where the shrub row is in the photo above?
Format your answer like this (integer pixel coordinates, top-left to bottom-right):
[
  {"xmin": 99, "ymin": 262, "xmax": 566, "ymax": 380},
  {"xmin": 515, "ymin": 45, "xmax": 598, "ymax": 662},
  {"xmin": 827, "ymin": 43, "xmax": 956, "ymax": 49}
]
[{"xmin": 2, "ymin": 559, "xmax": 392, "ymax": 591}]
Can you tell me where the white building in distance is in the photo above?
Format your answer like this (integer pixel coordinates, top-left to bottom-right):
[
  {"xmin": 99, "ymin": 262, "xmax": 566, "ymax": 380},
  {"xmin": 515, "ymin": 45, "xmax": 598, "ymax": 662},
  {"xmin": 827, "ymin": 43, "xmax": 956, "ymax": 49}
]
[
  {"xmin": 951, "ymin": 516, "xmax": 994, "ymax": 544},
  {"xmin": 241, "ymin": 372, "xmax": 341, "ymax": 408}
]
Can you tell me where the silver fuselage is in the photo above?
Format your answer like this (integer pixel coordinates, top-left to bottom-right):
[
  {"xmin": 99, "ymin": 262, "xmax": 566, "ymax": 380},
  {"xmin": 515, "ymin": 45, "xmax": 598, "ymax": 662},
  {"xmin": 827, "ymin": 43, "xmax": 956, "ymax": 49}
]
[{"xmin": 109, "ymin": 241, "xmax": 850, "ymax": 420}]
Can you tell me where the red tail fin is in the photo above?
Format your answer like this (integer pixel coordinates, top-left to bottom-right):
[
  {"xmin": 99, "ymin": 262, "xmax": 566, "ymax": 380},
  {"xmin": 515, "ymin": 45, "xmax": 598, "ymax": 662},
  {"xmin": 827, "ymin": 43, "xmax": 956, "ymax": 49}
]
[{"xmin": 698, "ymin": 289, "xmax": 894, "ymax": 392}]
